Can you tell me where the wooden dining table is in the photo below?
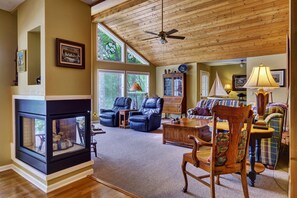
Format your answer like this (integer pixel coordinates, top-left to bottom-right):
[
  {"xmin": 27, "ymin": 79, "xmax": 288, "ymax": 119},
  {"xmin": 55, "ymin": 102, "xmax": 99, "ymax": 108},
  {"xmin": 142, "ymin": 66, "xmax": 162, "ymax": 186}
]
[{"xmin": 208, "ymin": 122, "xmax": 274, "ymax": 187}]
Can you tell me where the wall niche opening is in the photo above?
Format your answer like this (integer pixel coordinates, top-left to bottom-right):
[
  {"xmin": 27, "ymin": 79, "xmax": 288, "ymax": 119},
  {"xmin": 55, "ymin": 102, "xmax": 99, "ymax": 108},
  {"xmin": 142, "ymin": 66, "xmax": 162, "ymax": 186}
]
[{"xmin": 27, "ymin": 26, "xmax": 41, "ymax": 85}]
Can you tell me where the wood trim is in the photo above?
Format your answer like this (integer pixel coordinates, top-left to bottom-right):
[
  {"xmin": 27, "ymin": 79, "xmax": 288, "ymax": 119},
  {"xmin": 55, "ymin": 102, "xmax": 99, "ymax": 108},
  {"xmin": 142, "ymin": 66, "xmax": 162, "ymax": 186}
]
[
  {"xmin": 92, "ymin": 0, "xmax": 149, "ymax": 22},
  {"xmin": 91, "ymin": 0, "xmax": 106, "ymax": 7},
  {"xmin": 12, "ymin": 164, "xmax": 48, "ymax": 192},
  {"xmin": 289, "ymin": 0, "xmax": 297, "ymax": 197},
  {"xmin": 0, "ymin": 164, "xmax": 12, "ymax": 172},
  {"xmin": 90, "ymin": 176, "xmax": 140, "ymax": 198},
  {"xmin": 97, "ymin": 23, "xmax": 153, "ymax": 66}
]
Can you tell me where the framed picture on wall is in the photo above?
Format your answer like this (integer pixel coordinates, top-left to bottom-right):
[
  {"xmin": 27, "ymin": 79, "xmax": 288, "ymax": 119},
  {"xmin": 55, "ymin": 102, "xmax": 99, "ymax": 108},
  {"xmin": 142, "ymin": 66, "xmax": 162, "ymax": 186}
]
[
  {"xmin": 56, "ymin": 38, "xmax": 85, "ymax": 69},
  {"xmin": 271, "ymin": 69, "xmax": 286, "ymax": 87},
  {"xmin": 232, "ymin": 75, "xmax": 247, "ymax": 91},
  {"xmin": 17, "ymin": 50, "xmax": 26, "ymax": 72}
]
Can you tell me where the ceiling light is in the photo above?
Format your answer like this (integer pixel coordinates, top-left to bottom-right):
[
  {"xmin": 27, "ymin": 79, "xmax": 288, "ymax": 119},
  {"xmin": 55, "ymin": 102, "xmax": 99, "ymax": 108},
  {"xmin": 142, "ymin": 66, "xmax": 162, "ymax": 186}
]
[
  {"xmin": 160, "ymin": 38, "xmax": 167, "ymax": 44},
  {"xmin": 240, "ymin": 60, "xmax": 246, "ymax": 68}
]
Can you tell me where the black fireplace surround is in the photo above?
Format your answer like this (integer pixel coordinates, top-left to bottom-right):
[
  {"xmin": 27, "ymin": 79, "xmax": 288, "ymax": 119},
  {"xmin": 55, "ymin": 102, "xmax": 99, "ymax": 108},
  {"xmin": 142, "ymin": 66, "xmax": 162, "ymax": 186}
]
[{"xmin": 15, "ymin": 99, "xmax": 91, "ymax": 174}]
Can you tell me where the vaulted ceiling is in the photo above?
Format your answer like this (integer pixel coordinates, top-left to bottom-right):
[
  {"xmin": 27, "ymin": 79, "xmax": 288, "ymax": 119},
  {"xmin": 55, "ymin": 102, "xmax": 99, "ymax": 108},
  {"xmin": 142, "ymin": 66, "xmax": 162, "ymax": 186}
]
[{"xmin": 93, "ymin": 0, "xmax": 289, "ymax": 66}]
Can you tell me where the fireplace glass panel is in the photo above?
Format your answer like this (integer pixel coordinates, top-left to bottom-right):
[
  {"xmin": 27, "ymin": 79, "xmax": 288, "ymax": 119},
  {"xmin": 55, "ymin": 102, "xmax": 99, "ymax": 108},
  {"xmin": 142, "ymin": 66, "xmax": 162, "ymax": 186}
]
[
  {"xmin": 52, "ymin": 116, "xmax": 86, "ymax": 156},
  {"xmin": 22, "ymin": 117, "xmax": 46, "ymax": 155}
]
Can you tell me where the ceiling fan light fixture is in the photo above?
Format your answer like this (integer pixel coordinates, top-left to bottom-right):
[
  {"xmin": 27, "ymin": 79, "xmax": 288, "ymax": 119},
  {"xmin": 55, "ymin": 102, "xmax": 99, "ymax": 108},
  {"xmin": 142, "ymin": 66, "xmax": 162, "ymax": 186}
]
[
  {"xmin": 142, "ymin": 0, "xmax": 185, "ymax": 44},
  {"xmin": 160, "ymin": 38, "xmax": 167, "ymax": 44}
]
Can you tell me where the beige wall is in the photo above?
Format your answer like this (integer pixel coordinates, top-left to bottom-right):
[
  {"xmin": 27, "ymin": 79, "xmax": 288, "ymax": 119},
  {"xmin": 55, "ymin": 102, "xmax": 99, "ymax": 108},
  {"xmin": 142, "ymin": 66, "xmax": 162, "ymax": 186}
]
[
  {"xmin": 246, "ymin": 54, "xmax": 288, "ymax": 104},
  {"xmin": 12, "ymin": 0, "xmax": 91, "ymax": 96},
  {"xmin": 0, "ymin": 10, "xmax": 17, "ymax": 165},
  {"xmin": 27, "ymin": 30, "xmax": 41, "ymax": 85},
  {"xmin": 156, "ymin": 63, "xmax": 197, "ymax": 110},
  {"xmin": 12, "ymin": 0, "xmax": 45, "ymax": 96},
  {"xmin": 45, "ymin": 0, "xmax": 91, "ymax": 95},
  {"xmin": 210, "ymin": 65, "xmax": 246, "ymax": 99}
]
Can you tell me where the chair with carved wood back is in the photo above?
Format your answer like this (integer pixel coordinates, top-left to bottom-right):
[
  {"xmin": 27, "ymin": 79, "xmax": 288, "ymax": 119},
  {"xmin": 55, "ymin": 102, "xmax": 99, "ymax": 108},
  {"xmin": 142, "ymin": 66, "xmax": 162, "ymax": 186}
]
[{"xmin": 182, "ymin": 105, "xmax": 253, "ymax": 198}]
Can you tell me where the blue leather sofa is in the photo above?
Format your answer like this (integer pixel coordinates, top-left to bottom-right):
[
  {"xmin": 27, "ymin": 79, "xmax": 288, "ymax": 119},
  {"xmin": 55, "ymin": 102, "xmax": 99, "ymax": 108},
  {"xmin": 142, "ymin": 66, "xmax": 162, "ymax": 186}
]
[
  {"xmin": 99, "ymin": 97, "xmax": 131, "ymax": 127},
  {"xmin": 129, "ymin": 97, "xmax": 164, "ymax": 132}
]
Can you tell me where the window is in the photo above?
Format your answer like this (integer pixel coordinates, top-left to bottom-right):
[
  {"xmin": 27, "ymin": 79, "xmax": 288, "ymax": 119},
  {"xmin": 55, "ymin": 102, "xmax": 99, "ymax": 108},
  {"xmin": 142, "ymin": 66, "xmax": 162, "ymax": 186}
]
[
  {"xmin": 97, "ymin": 24, "xmax": 124, "ymax": 62},
  {"xmin": 200, "ymin": 71, "xmax": 210, "ymax": 98},
  {"xmin": 98, "ymin": 70, "xmax": 125, "ymax": 109},
  {"xmin": 97, "ymin": 23, "xmax": 149, "ymax": 65},
  {"xmin": 126, "ymin": 72, "xmax": 149, "ymax": 109},
  {"xmin": 127, "ymin": 47, "xmax": 149, "ymax": 65}
]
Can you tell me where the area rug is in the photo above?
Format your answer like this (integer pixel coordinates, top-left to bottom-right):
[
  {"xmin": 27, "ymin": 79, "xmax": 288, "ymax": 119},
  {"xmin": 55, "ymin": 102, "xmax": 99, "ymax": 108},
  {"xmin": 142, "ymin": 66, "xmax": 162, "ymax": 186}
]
[{"xmin": 92, "ymin": 125, "xmax": 288, "ymax": 198}]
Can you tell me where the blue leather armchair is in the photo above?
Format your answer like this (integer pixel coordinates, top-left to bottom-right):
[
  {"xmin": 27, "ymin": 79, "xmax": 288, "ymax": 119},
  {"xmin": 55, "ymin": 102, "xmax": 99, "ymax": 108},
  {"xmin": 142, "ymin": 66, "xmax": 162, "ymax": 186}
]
[
  {"xmin": 99, "ymin": 97, "xmax": 132, "ymax": 127},
  {"xmin": 129, "ymin": 97, "xmax": 164, "ymax": 132}
]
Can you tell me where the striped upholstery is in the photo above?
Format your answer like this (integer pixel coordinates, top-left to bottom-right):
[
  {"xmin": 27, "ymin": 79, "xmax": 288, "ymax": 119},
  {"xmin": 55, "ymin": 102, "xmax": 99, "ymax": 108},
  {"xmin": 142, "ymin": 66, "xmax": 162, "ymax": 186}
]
[
  {"xmin": 187, "ymin": 99, "xmax": 240, "ymax": 119},
  {"xmin": 218, "ymin": 100, "xmax": 240, "ymax": 107},
  {"xmin": 260, "ymin": 106, "xmax": 284, "ymax": 168}
]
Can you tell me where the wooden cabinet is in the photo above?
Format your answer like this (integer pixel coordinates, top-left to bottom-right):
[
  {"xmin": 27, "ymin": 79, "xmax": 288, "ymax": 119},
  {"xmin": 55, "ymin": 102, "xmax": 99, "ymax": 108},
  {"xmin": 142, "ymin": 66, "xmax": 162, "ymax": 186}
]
[{"xmin": 163, "ymin": 73, "xmax": 186, "ymax": 117}]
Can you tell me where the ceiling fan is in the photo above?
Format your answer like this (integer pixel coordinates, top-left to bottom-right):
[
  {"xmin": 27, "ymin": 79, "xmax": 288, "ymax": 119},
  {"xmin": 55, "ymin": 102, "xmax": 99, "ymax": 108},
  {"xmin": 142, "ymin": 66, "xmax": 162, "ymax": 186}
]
[{"xmin": 142, "ymin": 0, "xmax": 185, "ymax": 44}]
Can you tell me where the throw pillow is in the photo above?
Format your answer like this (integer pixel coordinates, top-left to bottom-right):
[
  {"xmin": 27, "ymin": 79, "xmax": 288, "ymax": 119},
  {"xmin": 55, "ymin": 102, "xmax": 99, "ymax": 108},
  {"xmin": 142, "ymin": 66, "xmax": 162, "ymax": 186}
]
[{"xmin": 193, "ymin": 107, "xmax": 211, "ymax": 116}]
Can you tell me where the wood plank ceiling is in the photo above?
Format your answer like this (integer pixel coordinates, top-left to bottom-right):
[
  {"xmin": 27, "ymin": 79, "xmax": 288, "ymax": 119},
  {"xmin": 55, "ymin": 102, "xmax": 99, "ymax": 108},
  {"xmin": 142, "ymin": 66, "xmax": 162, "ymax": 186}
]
[{"xmin": 93, "ymin": 0, "xmax": 289, "ymax": 66}]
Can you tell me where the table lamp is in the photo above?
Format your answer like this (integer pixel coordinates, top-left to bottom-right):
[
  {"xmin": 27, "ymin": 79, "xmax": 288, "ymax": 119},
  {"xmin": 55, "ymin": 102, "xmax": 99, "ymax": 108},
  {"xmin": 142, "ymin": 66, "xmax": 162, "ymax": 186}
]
[
  {"xmin": 130, "ymin": 82, "xmax": 142, "ymax": 109},
  {"xmin": 224, "ymin": 84, "xmax": 232, "ymax": 94},
  {"xmin": 243, "ymin": 64, "xmax": 279, "ymax": 121}
]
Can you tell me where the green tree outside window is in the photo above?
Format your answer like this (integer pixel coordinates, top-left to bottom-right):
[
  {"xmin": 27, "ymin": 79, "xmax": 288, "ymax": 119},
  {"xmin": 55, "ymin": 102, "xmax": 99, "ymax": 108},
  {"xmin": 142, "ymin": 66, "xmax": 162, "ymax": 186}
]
[
  {"xmin": 127, "ymin": 51, "xmax": 142, "ymax": 64},
  {"xmin": 98, "ymin": 30, "xmax": 122, "ymax": 62}
]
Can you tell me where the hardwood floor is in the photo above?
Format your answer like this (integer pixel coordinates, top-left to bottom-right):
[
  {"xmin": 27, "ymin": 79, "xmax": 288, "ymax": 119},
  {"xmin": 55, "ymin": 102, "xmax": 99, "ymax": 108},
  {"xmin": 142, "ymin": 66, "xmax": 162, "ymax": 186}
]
[{"xmin": 0, "ymin": 170, "xmax": 136, "ymax": 198}]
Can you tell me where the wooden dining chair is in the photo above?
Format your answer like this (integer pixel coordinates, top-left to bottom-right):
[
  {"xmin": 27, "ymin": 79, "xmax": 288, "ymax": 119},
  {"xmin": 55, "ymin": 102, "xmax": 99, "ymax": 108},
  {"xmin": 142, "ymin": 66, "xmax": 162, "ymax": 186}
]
[{"xmin": 182, "ymin": 105, "xmax": 253, "ymax": 198}]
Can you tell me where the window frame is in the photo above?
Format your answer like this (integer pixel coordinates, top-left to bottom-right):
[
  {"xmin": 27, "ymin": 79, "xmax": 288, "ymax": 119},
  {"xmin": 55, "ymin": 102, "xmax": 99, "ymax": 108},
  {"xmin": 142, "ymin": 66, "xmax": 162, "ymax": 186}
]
[
  {"xmin": 126, "ymin": 47, "xmax": 149, "ymax": 66},
  {"xmin": 96, "ymin": 23, "xmax": 150, "ymax": 66},
  {"xmin": 97, "ymin": 23, "xmax": 125, "ymax": 63},
  {"xmin": 97, "ymin": 69, "xmax": 126, "ymax": 110},
  {"xmin": 200, "ymin": 70, "xmax": 210, "ymax": 99},
  {"xmin": 126, "ymin": 71, "xmax": 150, "ymax": 94},
  {"xmin": 126, "ymin": 71, "xmax": 150, "ymax": 109},
  {"xmin": 96, "ymin": 69, "xmax": 150, "ymax": 112}
]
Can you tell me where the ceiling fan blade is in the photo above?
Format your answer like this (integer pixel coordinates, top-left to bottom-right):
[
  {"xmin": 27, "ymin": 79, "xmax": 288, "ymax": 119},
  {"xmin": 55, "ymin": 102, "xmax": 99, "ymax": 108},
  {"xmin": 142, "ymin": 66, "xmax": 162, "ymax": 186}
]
[
  {"xmin": 167, "ymin": 35, "xmax": 185, "ymax": 40},
  {"xmin": 141, "ymin": 37, "xmax": 159, "ymax": 41},
  {"xmin": 144, "ymin": 31, "xmax": 159, "ymax": 35},
  {"xmin": 166, "ymin": 29, "xmax": 178, "ymax": 35}
]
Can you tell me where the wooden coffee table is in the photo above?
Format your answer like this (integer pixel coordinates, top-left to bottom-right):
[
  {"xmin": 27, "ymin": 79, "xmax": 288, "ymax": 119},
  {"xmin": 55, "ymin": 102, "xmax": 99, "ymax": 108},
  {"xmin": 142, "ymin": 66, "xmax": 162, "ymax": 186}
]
[{"xmin": 162, "ymin": 118, "xmax": 211, "ymax": 147}]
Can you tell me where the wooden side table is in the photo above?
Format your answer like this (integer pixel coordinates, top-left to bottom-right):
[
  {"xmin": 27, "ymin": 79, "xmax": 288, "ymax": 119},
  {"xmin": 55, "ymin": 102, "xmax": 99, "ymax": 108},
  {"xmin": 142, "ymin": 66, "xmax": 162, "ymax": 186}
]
[{"xmin": 119, "ymin": 109, "xmax": 137, "ymax": 128}]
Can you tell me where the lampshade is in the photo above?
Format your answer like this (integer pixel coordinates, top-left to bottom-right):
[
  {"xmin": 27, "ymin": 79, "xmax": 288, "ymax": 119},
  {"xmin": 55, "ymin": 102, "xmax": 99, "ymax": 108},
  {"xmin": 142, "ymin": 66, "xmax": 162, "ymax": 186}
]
[
  {"xmin": 130, "ymin": 82, "xmax": 142, "ymax": 91},
  {"xmin": 243, "ymin": 64, "xmax": 279, "ymax": 88},
  {"xmin": 243, "ymin": 64, "xmax": 279, "ymax": 121},
  {"xmin": 224, "ymin": 84, "xmax": 232, "ymax": 90},
  {"xmin": 224, "ymin": 84, "xmax": 232, "ymax": 94}
]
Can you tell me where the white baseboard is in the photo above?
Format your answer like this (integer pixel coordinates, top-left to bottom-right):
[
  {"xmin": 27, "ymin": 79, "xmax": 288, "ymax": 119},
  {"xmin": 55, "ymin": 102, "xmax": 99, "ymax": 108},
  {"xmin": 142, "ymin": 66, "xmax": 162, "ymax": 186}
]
[
  {"xmin": 11, "ymin": 163, "xmax": 94, "ymax": 193},
  {"xmin": 12, "ymin": 164, "xmax": 48, "ymax": 192},
  {"xmin": 47, "ymin": 169, "xmax": 94, "ymax": 192},
  {"xmin": 0, "ymin": 164, "xmax": 12, "ymax": 172}
]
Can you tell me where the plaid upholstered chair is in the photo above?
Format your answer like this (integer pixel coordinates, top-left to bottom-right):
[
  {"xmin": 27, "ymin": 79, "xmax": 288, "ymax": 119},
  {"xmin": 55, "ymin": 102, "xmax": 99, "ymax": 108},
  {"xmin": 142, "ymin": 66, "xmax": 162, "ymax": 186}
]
[
  {"xmin": 260, "ymin": 105, "xmax": 285, "ymax": 168},
  {"xmin": 182, "ymin": 105, "xmax": 253, "ymax": 198}
]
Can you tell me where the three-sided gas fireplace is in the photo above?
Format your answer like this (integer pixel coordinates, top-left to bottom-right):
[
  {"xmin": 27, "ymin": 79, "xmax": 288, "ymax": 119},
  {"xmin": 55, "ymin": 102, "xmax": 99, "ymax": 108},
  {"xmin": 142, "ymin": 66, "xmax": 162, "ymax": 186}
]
[{"xmin": 15, "ymin": 99, "xmax": 91, "ymax": 174}]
